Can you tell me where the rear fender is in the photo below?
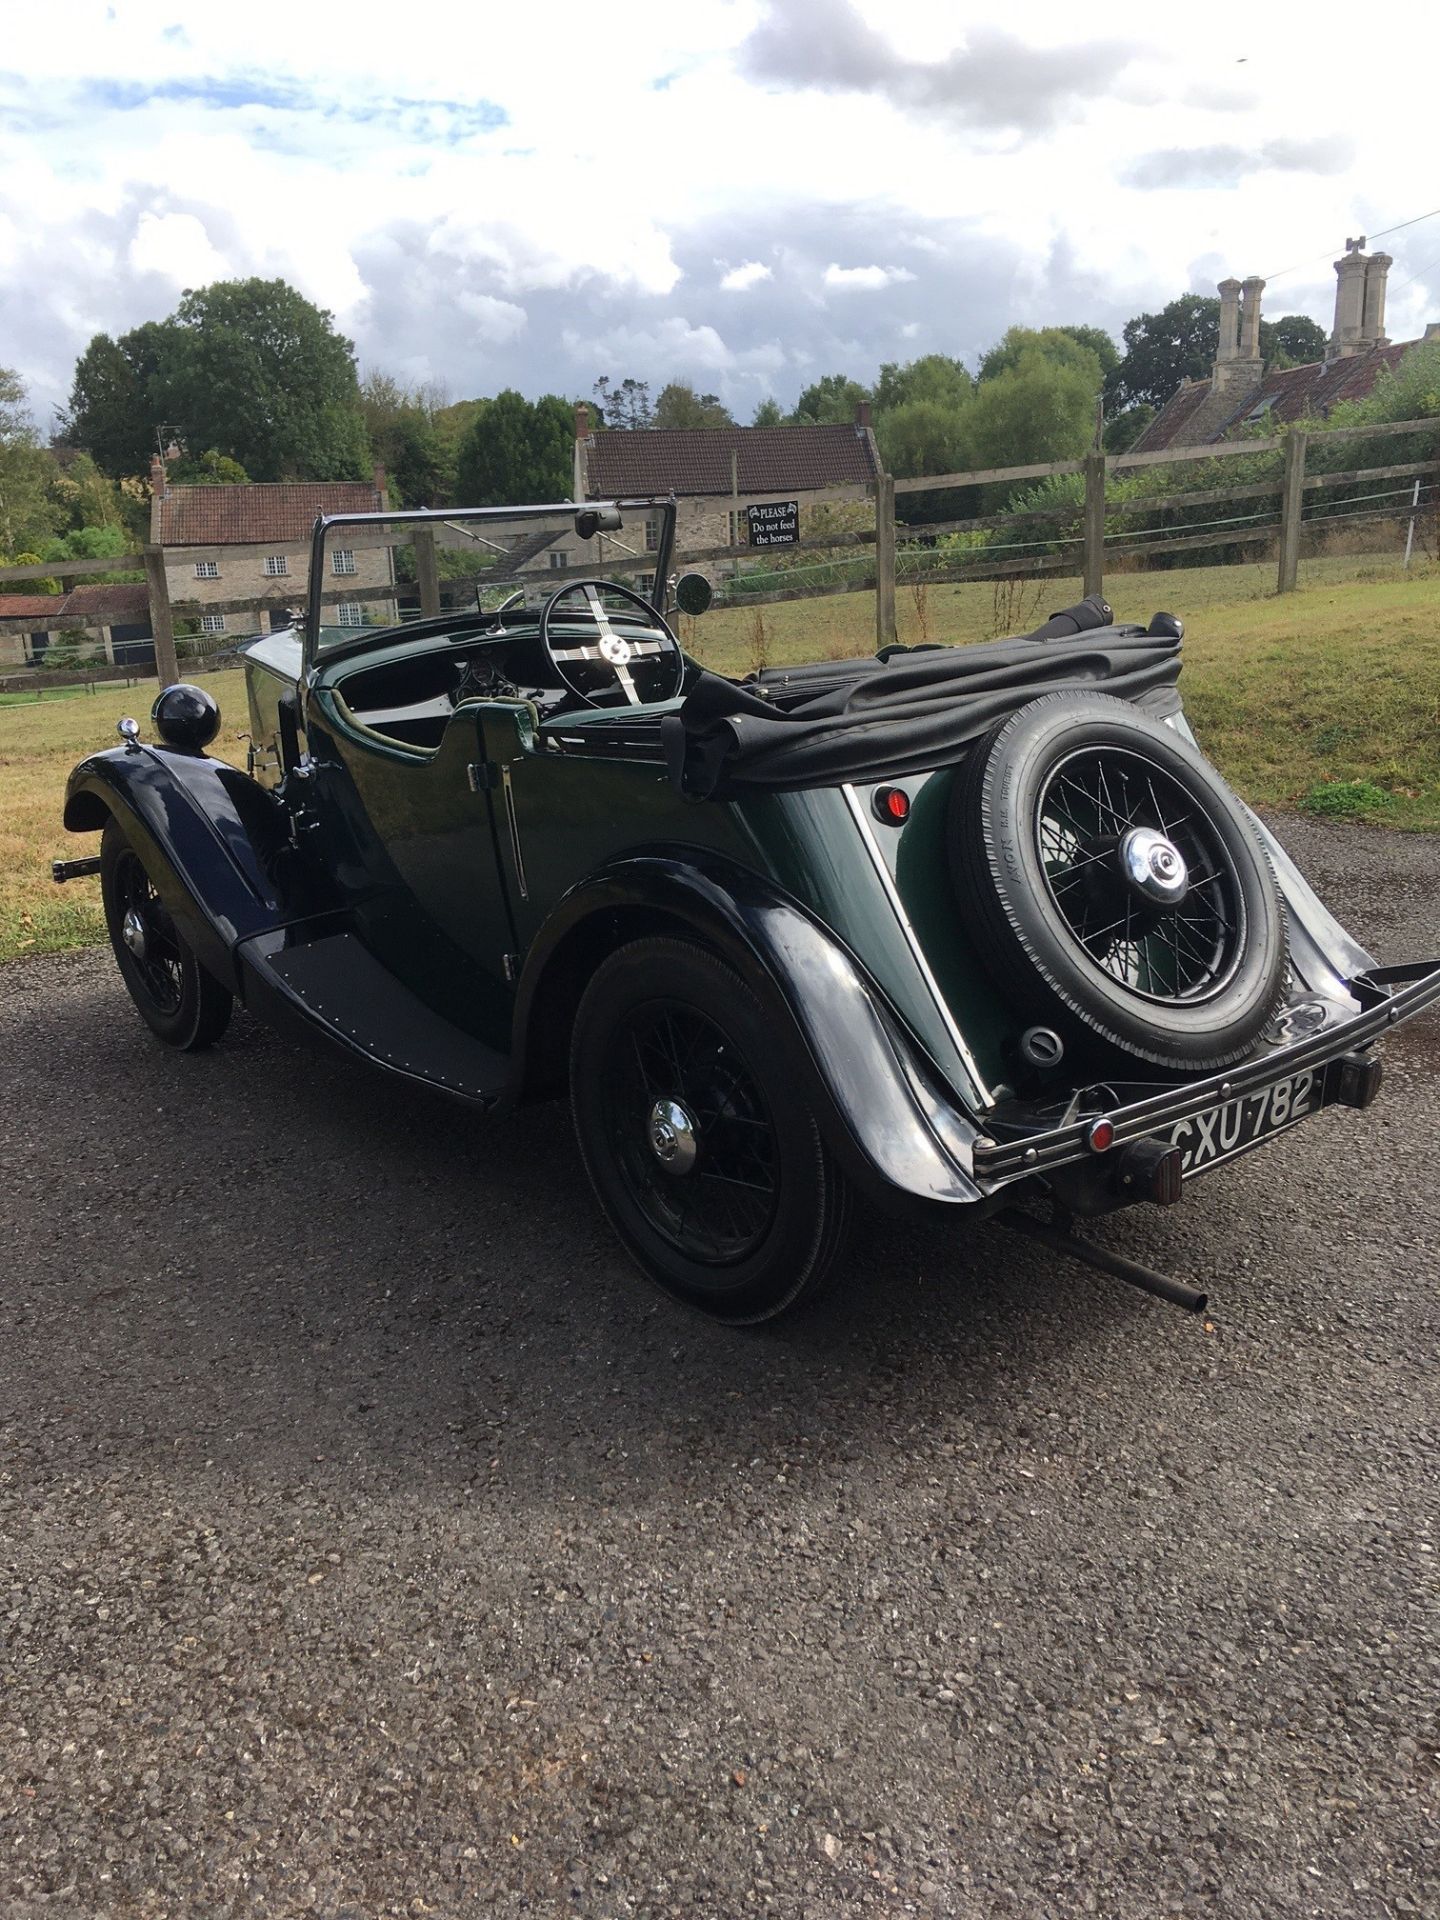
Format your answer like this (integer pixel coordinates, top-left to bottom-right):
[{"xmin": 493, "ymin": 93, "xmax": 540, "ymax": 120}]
[
  {"xmin": 514, "ymin": 852, "xmax": 982, "ymax": 1210},
  {"xmin": 64, "ymin": 744, "xmax": 294, "ymax": 993}
]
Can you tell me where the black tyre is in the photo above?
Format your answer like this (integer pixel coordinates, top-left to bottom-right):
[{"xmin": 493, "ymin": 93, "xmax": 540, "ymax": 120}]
[
  {"xmin": 950, "ymin": 692, "xmax": 1286, "ymax": 1071},
  {"xmin": 100, "ymin": 818, "xmax": 233, "ymax": 1050},
  {"xmin": 569, "ymin": 937, "xmax": 852, "ymax": 1323}
]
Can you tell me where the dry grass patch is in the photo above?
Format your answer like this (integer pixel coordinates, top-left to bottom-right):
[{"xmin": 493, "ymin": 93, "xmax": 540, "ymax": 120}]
[{"xmin": 0, "ymin": 673, "xmax": 247, "ymax": 963}]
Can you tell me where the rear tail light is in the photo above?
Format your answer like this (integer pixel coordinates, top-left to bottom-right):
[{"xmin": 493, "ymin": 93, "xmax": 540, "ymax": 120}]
[
  {"xmin": 1335, "ymin": 1049, "xmax": 1384, "ymax": 1110},
  {"xmin": 1115, "ymin": 1137, "xmax": 1185, "ymax": 1207}
]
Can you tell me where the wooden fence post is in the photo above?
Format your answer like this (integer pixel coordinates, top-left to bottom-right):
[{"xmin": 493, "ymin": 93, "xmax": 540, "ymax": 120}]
[
  {"xmin": 1082, "ymin": 451, "xmax": 1106, "ymax": 599},
  {"xmin": 1276, "ymin": 430, "xmax": 1308, "ymax": 593},
  {"xmin": 142, "ymin": 545, "xmax": 180, "ymax": 689},
  {"xmin": 874, "ymin": 472, "xmax": 897, "ymax": 649},
  {"xmin": 413, "ymin": 527, "xmax": 442, "ymax": 617}
]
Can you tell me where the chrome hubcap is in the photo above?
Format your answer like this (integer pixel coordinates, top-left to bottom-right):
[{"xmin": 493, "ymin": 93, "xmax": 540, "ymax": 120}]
[
  {"xmin": 647, "ymin": 1097, "xmax": 698, "ymax": 1175},
  {"xmin": 121, "ymin": 907, "xmax": 148, "ymax": 959},
  {"xmin": 1119, "ymin": 826, "xmax": 1189, "ymax": 907}
]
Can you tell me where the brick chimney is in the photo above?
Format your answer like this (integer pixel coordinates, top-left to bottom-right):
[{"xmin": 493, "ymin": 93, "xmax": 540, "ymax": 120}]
[
  {"xmin": 1215, "ymin": 278, "xmax": 1242, "ymax": 363},
  {"xmin": 574, "ymin": 402, "xmax": 590, "ymax": 441},
  {"xmin": 854, "ymin": 399, "xmax": 872, "ymax": 430},
  {"xmin": 149, "ymin": 452, "xmax": 168, "ymax": 500},
  {"xmin": 1361, "ymin": 253, "xmax": 1391, "ymax": 348},
  {"xmin": 1328, "ymin": 237, "xmax": 1370, "ymax": 360},
  {"xmin": 1209, "ymin": 273, "xmax": 1265, "ymax": 406}
]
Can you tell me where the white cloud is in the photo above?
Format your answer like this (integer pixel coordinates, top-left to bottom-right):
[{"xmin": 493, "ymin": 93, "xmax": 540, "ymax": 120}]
[
  {"xmin": 823, "ymin": 263, "xmax": 918, "ymax": 290},
  {"xmin": 126, "ymin": 211, "xmax": 231, "ymax": 287},
  {"xmin": 720, "ymin": 261, "xmax": 773, "ymax": 292},
  {"xmin": 1, "ymin": 0, "xmax": 1439, "ymax": 420}
]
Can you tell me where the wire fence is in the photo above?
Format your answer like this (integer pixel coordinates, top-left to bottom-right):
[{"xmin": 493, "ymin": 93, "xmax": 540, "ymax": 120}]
[{"xmin": 1, "ymin": 419, "xmax": 1436, "ymax": 686}]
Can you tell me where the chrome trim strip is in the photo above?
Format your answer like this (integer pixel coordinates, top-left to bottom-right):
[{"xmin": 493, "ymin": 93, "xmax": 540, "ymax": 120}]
[
  {"xmin": 973, "ymin": 959, "xmax": 1440, "ymax": 1184},
  {"xmin": 501, "ymin": 765, "xmax": 528, "ymax": 899},
  {"xmin": 841, "ymin": 782, "xmax": 993, "ymax": 1110}
]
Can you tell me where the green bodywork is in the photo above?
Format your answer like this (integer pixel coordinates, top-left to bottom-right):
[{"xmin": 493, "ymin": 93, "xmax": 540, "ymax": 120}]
[{"xmin": 243, "ymin": 625, "xmax": 1012, "ymax": 1111}]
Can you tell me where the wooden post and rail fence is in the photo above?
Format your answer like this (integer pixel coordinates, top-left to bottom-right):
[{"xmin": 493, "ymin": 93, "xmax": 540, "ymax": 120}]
[{"xmin": 0, "ymin": 416, "xmax": 1435, "ymax": 689}]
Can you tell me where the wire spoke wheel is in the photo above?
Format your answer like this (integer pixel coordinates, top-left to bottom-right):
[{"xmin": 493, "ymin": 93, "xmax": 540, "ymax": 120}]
[
  {"xmin": 114, "ymin": 846, "xmax": 185, "ymax": 1016},
  {"xmin": 950, "ymin": 692, "xmax": 1287, "ymax": 1072},
  {"xmin": 1036, "ymin": 746, "xmax": 1245, "ymax": 1006},
  {"xmin": 601, "ymin": 1002, "xmax": 779, "ymax": 1265},
  {"xmin": 569, "ymin": 938, "xmax": 851, "ymax": 1322},
  {"xmin": 99, "ymin": 818, "xmax": 233, "ymax": 1050}
]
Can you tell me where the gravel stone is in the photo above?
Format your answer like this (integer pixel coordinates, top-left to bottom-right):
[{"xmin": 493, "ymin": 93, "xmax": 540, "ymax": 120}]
[{"xmin": 0, "ymin": 814, "xmax": 1436, "ymax": 1917}]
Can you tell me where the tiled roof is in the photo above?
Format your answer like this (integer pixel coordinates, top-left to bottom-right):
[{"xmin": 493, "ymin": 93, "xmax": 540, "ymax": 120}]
[
  {"xmin": 64, "ymin": 582, "xmax": 150, "ymax": 621},
  {"xmin": 1131, "ymin": 339, "xmax": 1418, "ymax": 453},
  {"xmin": 0, "ymin": 595, "xmax": 66, "ymax": 620},
  {"xmin": 153, "ymin": 480, "xmax": 384, "ymax": 546},
  {"xmin": 0, "ymin": 583, "xmax": 149, "ymax": 625},
  {"xmin": 584, "ymin": 424, "xmax": 880, "ymax": 499}
]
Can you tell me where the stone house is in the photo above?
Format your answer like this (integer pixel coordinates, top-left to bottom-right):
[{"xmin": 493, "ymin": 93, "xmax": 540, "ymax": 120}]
[
  {"xmin": 0, "ymin": 582, "xmax": 152, "ymax": 670},
  {"xmin": 1133, "ymin": 244, "xmax": 1439, "ymax": 453},
  {"xmin": 150, "ymin": 460, "xmax": 395, "ymax": 638},
  {"xmin": 560, "ymin": 407, "xmax": 883, "ymax": 589}
]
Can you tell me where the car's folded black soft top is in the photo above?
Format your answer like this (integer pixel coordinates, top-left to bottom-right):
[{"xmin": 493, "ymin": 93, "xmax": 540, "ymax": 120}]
[{"xmin": 662, "ymin": 597, "xmax": 1185, "ymax": 798}]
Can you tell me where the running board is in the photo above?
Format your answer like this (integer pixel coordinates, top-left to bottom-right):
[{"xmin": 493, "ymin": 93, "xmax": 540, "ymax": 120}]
[{"xmin": 240, "ymin": 930, "xmax": 510, "ymax": 1109}]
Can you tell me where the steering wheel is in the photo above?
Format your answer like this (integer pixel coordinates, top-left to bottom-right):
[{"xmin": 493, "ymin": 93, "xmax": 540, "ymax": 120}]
[{"xmin": 538, "ymin": 579, "xmax": 685, "ymax": 708}]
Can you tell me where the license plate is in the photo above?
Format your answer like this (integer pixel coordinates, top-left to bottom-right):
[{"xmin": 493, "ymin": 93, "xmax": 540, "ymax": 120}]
[{"xmin": 1166, "ymin": 1067, "xmax": 1330, "ymax": 1177}]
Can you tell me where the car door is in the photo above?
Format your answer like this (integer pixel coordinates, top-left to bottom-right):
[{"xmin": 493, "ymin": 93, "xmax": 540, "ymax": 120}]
[{"xmin": 302, "ymin": 688, "xmax": 519, "ymax": 1047}]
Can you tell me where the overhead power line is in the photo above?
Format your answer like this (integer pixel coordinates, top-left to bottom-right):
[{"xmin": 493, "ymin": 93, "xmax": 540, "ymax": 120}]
[{"xmin": 1263, "ymin": 205, "xmax": 1440, "ymax": 284}]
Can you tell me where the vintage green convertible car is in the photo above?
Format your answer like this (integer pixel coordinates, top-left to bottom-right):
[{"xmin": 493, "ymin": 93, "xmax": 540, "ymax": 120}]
[{"xmin": 57, "ymin": 499, "xmax": 1440, "ymax": 1321}]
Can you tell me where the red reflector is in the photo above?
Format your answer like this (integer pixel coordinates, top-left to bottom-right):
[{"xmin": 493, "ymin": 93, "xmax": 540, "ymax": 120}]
[
  {"xmin": 1087, "ymin": 1118, "xmax": 1115, "ymax": 1153},
  {"xmin": 874, "ymin": 785, "xmax": 910, "ymax": 824}
]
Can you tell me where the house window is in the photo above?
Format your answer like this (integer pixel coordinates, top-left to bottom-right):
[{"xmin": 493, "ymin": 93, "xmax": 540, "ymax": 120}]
[
  {"xmin": 637, "ymin": 572, "xmax": 656, "ymax": 599},
  {"xmin": 644, "ymin": 518, "xmax": 659, "ymax": 552},
  {"xmin": 332, "ymin": 549, "xmax": 357, "ymax": 575},
  {"xmin": 200, "ymin": 612, "xmax": 226, "ymax": 635},
  {"xmin": 194, "ymin": 559, "xmax": 219, "ymax": 579},
  {"xmin": 264, "ymin": 554, "xmax": 288, "ymax": 576},
  {"xmin": 548, "ymin": 550, "xmax": 569, "ymax": 570},
  {"xmin": 336, "ymin": 603, "xmax": 365, "ymax": 627}
]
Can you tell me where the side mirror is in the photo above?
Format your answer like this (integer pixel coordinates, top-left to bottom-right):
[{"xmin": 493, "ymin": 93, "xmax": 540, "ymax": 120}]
[
  {"xmin": 575, "ymin": 506, "xmax": 623, "ymax": 540},
  {"xmin": 673, "ymin": 573, "xmax": 713, "ymax": 617}
]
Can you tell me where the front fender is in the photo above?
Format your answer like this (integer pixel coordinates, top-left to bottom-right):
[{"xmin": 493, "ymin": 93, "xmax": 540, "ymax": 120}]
[
  {"xmin": 515, "ymin": 852, "xmax": 983, "ymax": 1210},
  {"xmin": 64, "ymin": 744, "xmax": 295, "ymax": 994}
]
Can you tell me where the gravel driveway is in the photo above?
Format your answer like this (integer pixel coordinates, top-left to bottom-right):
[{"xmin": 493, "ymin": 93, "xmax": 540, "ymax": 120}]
[{"xmin": 2, "ymin": 816, "xmax": 1436, "ymax": 1919}]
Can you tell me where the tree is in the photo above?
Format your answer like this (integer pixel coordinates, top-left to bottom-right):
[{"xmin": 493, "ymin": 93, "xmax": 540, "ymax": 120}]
[
  {"xmin": 0, "ymin": 368, "xmax": 63, "ymax": 555},
  {"xmin": 873, "ymin": 354, "xmax": 971, "ymax": 412},
  {"xmin": 960, "ymin": 350, "xmax": 1098, "ymax": 473},
  {"xmin": 360, "ymin": 371, "xmax": 453, "ymax": 506},
  {"xmin": 1264, "ymin": 314, "xmax": 1327, "ymax": 369},
  {"xmin": 1107, "ymin": 295, "xmax": 1220, "ymax": 410},
  {"xmin": 454, "ymin": 390, "xmax": 573, "ymax": 506},
  {"xmin": 790, "ymin": 374, "xmax": 869, "ymax": 426},
  {"xmin": 65, "ymin": 280, "xmax": 370, "ymax": 483},
  {"xmin": 752, "ymin": 397, "xmax": 785, "ymax": 427},
  {"xmin": 875, "ymin": 399, "xmax": 970, "ymax": 479},
  {"xmin": 978, "ymin": 327, "xmax": 1111, "ymax": 388},
  {"xmin": 62, "ymin": 321, "xmax": 177, "ymax": 477},
  {"xmin": 593, "ymin": 376, "xmax": 652, "ymax": 429},
  {"xmin": 651, "ymin": 382, "xmax": 734, "ymax": 430},
  {"xmin": 161, "ymin": 279, "xmax": 369, "ymax": 481},
  {"xmin": 169, "ymin": 449, "xmax": 250, "ymax": 486},
  {"xmin": 1102, "ymin": 403, "xmax": 1154, "ymax": 454}
]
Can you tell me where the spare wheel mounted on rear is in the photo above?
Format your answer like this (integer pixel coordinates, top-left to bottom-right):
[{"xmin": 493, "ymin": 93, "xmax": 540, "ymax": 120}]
[{"xmin": 950, "ymin": 691, "xmax": 1287, "ymax": 1072}]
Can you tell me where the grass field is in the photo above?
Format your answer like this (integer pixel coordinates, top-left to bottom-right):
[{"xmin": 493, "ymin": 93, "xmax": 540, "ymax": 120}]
[{"xmin": 3, "ymin": 555, "xmax": 1436, "ymax": 963}]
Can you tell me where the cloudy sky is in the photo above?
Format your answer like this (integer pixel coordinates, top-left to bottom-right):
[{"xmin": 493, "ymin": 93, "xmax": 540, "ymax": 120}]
[{"xmin": 4, "ymin": 0, "xmax": 1438, "ymax": 427}]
